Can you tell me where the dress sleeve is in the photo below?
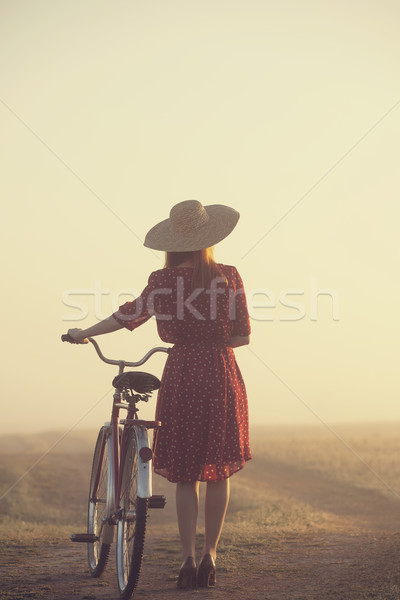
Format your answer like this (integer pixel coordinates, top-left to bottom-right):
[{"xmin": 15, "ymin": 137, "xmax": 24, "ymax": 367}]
[
  {"xmin": 112, "ymin": 271, "xmax": 157, "ymax": 332},
  {"xmin": 231, "ymin": 268, "xmax": 251, "ymax": 337}
]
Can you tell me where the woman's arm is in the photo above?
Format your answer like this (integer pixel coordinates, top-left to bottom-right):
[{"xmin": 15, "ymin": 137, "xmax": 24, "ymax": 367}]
[
  {"xmin": 228, "ymin": 335, "xmax": 250, "ymax": 348},
  {"xmin": 68, "ymin": 315, "xmax": 123, "ymax": 343}
]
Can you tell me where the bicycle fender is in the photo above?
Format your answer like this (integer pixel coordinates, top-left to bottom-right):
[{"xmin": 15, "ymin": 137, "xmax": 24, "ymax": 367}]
[{"xmin": 134, "ymin": 426, "xmax": 153, "ymax": 498}]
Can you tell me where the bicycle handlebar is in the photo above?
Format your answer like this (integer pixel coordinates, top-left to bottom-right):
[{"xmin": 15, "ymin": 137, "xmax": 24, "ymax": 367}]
[
  {"xmin": 61, "ymin": 334, "xmax": 170, "ymax": 367},
  {"xmin": 61, "ymin": 333, "xmax": 82, "ymax": 344}
]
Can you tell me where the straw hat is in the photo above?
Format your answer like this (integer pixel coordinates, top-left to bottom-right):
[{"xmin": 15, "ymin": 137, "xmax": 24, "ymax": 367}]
[{"xmin": 144, "ymin": 199, "xmax": 240, "ymax": 252}]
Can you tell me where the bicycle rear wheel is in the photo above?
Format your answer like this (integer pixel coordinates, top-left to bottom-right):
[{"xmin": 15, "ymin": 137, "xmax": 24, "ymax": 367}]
[
  {"xmin": 87, "ymin": 427, "xmax": 111, "ymax": 577},
  {"xmin": 116, "ymin": 429, "xmax": 148, "ymax": 599}
]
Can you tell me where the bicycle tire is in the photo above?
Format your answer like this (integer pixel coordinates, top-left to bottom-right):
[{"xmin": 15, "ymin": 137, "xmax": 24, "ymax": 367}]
[
  {"xmin": 116, "ymin": 429, "xmax": 148, "ymax": 599},
  {"xmin": 87, "ymin": 427, "xmax": 111, "ymax": 577}
]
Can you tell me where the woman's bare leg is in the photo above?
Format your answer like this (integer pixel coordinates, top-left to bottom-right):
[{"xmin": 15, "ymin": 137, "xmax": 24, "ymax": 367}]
[
  {"xmin": 202, "ymin": 478, "xmax": 230, "ymax": 560},
  {"xmin": 176, "ymin": 481, "xmax": 200, "ymax": 560}
]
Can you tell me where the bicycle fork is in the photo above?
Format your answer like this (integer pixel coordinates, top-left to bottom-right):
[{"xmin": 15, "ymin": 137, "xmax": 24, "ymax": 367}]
[{"xmin": 120, "ymin": 423, "xmax": 167, "ymax": 508}]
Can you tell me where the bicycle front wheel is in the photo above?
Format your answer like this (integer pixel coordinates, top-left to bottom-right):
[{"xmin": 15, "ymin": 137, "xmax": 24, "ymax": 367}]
[
  {"xmin": 87, "ymin": 427, "xmax": 111, "ymax": 577},
  {"xmin": 116, "ymin": 429, "xmax": 148, "ymax": 599}
]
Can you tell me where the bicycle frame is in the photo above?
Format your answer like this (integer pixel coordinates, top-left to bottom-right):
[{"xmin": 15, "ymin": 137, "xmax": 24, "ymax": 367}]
[{"xmin": 87, "ymin": 338, "xmax": 169, "ymax": 544}]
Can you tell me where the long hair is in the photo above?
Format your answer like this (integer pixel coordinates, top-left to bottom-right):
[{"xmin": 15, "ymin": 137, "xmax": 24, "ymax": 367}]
[{"xmin": 164, "ymin": 247, "xmax": 227, "ymax": 290}]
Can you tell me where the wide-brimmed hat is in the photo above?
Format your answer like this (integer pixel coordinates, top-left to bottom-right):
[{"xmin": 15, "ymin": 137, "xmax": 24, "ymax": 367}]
[{"xmin": 144, "ymin": 199, "xmax": 240, "ymax": 252}]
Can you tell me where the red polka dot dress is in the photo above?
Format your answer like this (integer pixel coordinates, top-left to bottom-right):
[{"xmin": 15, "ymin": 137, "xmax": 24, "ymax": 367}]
[{"xmin": 113, "ymin": 264, "xmax": 252, "ymax": 483}]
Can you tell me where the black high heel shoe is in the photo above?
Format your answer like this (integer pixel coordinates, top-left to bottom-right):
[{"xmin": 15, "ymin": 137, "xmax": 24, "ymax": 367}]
[
  {"xmin": 197, "ymin": 553, "xmax": 216, "ymax": 587},
  {"xmin": 177, "ymin": 556, "xmax": 197, "ymax": 589}
]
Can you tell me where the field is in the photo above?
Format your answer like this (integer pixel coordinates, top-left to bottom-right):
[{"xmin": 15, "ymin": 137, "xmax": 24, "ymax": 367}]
[{"xmin": 1, "ymin": 423, "xmax": 400, "ymax": 599}]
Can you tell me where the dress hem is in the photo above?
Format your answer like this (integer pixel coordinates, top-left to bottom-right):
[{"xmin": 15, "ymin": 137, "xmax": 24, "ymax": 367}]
[{"xmin": 152, "ymin": 456, "xmax": 252, "ymax": 484}]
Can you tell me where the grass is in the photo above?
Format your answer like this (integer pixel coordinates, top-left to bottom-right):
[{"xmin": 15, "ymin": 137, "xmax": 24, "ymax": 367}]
[
  {"xmin": 0, "ymin": 449, "xmax": 92, "ymax": 550},
  {"xmin": 250, "ymin": 422, "xmax": 400, "ymax": 494},
  {"xmin": 1, "ymin": 422, "xmax": 400, "ymax": 545}
]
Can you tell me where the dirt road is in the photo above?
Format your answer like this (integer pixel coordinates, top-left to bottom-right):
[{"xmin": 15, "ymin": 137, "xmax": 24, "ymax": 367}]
[{"xmin": 2, "ymin": 448, "xmax": 400, "ymax": 600}]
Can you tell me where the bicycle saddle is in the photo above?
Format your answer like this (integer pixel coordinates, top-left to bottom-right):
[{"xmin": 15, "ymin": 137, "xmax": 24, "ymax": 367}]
[{"xmin": 112, "ymin": 371, "xmax": 161, "ymax": 393}]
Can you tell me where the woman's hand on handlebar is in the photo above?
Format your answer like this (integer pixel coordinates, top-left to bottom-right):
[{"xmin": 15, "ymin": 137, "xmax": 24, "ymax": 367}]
[
  {"xmin": 63, "ymin": 316, "xmax": 124, "ymax": 344},
  {"xmin": 67, "ymin": 328, "xmax": 89, "ymax": 344}
]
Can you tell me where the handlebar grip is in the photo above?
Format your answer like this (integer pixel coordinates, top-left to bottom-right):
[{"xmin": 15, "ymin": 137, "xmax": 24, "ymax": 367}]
[{"xmin": 61, "ymin": 333, "xmax": 81, "ymax": 344}]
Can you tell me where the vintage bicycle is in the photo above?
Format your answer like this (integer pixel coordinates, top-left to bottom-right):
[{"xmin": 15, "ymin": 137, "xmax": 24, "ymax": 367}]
[{"xmin": 61, "ymin": 334, "xmax": 169, "ymax": 599}]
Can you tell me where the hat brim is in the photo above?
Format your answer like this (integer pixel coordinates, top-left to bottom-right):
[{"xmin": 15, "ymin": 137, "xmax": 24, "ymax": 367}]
[{"xmin": 144, "ymin": 204, "xmax": 240, "ymax": 252}]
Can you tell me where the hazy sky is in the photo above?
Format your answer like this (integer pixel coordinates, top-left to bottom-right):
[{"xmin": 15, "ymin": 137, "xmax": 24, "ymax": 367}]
[{"xmin": 1, "ymin": 0, "xmax": 399, "ymax": 434}]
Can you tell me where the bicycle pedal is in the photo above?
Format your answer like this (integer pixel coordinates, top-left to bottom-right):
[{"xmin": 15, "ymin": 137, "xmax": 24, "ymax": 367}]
[
  {"xmin": 148, "ymin": 495, "xmax": 167, "ymax": 509},
  {"xmin": 70, "ymin": 533, "xmax": 99, "ymax": 543}
]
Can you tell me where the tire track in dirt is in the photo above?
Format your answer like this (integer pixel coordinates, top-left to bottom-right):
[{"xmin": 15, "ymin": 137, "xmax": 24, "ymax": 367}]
[{"xmin": 2, "ymin": 528, "xmax": 400, "ymax": 600}]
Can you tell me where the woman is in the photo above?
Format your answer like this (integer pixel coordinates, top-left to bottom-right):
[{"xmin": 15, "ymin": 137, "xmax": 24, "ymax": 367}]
[{"xmin": 68, "ymin": 199, "xmax": 251, "ymax": 589}]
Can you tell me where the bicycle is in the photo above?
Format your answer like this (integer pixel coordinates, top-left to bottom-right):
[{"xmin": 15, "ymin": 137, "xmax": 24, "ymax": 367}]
[{"xmin": 61, "ymin": 334, "xmax": 170, "ymax": 599}]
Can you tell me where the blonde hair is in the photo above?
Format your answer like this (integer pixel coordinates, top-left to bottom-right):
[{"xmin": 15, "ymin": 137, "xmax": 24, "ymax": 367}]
[{"xmin": 164, "ymin": 247, "xmax": 227, "ymax": 289}]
